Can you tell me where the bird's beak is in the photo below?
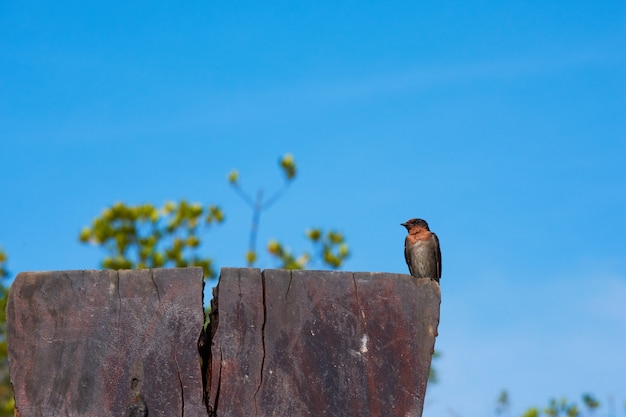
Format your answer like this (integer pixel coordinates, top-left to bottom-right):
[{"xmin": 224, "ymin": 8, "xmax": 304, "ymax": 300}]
[{"xmin": 400, "ymin": 222, "xmax": 408, "ymax": 227}]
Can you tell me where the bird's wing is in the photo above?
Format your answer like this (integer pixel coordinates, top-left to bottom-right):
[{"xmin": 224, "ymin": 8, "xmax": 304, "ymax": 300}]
[
  {"xmin": 433, "ymin": 233, "xmax": 442, "ymax": 278},
  {"xmin": 404, "ymin": 237, "xmax": 414, "ymax": 275}
]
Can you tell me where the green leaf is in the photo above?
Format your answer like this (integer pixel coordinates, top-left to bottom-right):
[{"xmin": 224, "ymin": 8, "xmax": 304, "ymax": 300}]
[
  {"xmin": 267, "ymin": 241, "xmax": 281, "ymax": 255},
  {"xmin": 79, "ymin": 200, "xmax": 222, "ymax": 278},
  {"xmin": 246, "ymin": 250, "xmax": 257, "ymax": 265},
  {"xmin": 279, "ymin": 153, "xmax": 297, "ymax": 180},
  {"xmin": 227, "ymin": 169, "xmax": 239, "ymax": 184},
  {"xmin": 522, "ymin": 407, "xmax": 540, "ymax": 417},
  {"xmin": 306, "ymin": 228, "xmax": 321, "ymax": 241},
  {"xmin": 582, "ymin": 393, "xmax": 600, "ymax": 410}
]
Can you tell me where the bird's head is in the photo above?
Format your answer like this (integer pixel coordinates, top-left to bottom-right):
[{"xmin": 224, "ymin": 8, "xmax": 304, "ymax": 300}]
[{"xmin": 401, "ymin": 218, "xmax": 430, "ymax": 231}]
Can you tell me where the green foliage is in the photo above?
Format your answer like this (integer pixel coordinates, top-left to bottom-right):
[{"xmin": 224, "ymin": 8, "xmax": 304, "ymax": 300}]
[
  {"xmin": 428, "ymin": 350, "xmax": 441, "ymax": 384},
  {"xmin": 522, "ymin": 407, "xmax": 540, "ymax": 417},
  {"xmin": 245, "ymin": 250, "xmax": 257, "ymax": 265},
  {"xmin": 544, "ymin": 398, "xmax": 579, "ymax": 417},
  {"xmin": 279, "ymin": 153, "xmax": 296, "ymax": 180},
  {"xmin": 306, "ymin": 228, "xmax": 350, "ymax": 268},
  {"xmin": 266, "ymin": 228, "xmax": 350, "ymax": 270},
  {"xmin": 227, "ymin": 154, "xmax": 297, "ymax": 267},
  {"xmin": 229, "ymin": 153, "xmax": 349, "ymax": 270},
  {"xmin": 581, "ymin": 394, "xmax": 599, "ymax": 410},
  {"xmin": 0, "ymin": 293, "xmax": 11, "ymax": 417},
  {"xmin": 80, "ymin": 201, "xmax": 224, "ymax": 278},
  {"xmin": 515, "ymin": 393, "xmax": 605, "ymax": 417},
  {"xmin": 0, "ymin": 249, "xmax": 13, "ymax": 417},
  {"xmin": 267, "ymin": 239, "xmax": 309, "ymax": 269},
  {"xmin": 267, "ymin": 228, "xmax": 350, "ymax": 269},
  {"xmin": 227, "ymin": 169, "xmax": 239, "ymax": 184},
  {"xmin": 496, "ymin": 389, "xmax": 510, "ymax": 415},
  {"xmin": 0, "ymin": 250, "xmax": 7, "ymax": 280}
]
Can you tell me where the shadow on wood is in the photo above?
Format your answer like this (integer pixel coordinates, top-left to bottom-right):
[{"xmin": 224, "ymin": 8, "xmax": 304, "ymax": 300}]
[
  {"xmin": 207, "ymin": 268, "xmax": 441, "ymax": 417},
  {"xmin": 6, "ymin": 268, "xmax": 208, "ymax": 417}
]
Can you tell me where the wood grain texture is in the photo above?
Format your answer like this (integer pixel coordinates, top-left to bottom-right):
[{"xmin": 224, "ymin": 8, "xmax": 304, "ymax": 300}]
[
  {"xmin": 7, "ymin": 268, "xmax": 208, "ymax": 417},
  {"xmin": 206, "ymin": 268, "xmax": 265, "ymax": 417},
  {"xmin": 207, "ymin": 268, "xmax": 441, "ymax": 417}
]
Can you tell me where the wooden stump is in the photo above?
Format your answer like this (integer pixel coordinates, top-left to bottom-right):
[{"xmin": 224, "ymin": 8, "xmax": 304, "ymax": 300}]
[
  {"xmin": 6, "ymin": 268, "xmax": 209, "ymax": 417},
  {"xmin": 207, "ymin": 268, "xmax": 441, "ymax": 417},
  {"xmin": 7, "ymin": 267, "xmax": 440, "ymax": 417}
]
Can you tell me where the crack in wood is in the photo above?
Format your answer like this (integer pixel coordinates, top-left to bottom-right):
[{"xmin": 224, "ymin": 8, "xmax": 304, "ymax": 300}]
[
  {"xmin": 285, "ymin": 269, "xmax": 294, "ymax": 299},
  {"xmin": 202, "ymin": 268, "xmax": 438, "ymax": 417},
  {"xmin": 173, "ymin": 352, "xmax": 185, "ymax": 417},
  {"xmin": 254, "ymin": 270, "xmax": 268, "ymax": 417},
  {"xmin": 204, "ymin": 280, "xmax": 218, "ymax": 417},
  {"xmin": 351, "ymin": 272, "xmax": 365, "ymax": 322},
  {"xmin": 150, "ymin": 269, "xmax": 161, "ymax": 302},
  {"xmin": 199, "ymin": 328, "xmax": 210, "ymax": 416},
  {"xmin": 210, "ymin": 350, "xmax": 223, "ymax": 417}
]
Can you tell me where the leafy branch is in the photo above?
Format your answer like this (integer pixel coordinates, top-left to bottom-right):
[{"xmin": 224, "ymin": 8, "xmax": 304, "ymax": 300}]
[
  {"xmin": 228, "ymin": 154, "xmax": 296, "ymax": 267},
  {"xmin": 227, "ymin": 153, "xmax": 296, "ymax": 266},
  {"xmin": 0, "ymin": 250, "xmax": 7, "ymax": 280},
  {"xmin": 0, "ymin": 248, "xmax": 13, "ymax": 416},
  {"xmin": 496, "ymin": 391, "xmax": 605, "ymax": 417},
  {"xmin": 266, "ymin": 228, "xmax": 349, "ymax": 270},
  {"xmin": 79, "ymin": 200, "xmax": 224, "ymax": 278},
  {"xmin": 228, "ymin": 154, "xmax": 349, "ymax": 270}
]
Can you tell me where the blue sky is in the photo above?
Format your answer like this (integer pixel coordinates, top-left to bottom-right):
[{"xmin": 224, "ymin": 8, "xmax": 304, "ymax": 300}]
[{"xmin": 2, "ymin": 1, "xmax": 625, "ymax": 415}]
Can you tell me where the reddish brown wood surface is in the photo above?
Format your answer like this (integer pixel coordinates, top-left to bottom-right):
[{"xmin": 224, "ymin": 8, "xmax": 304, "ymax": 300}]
[
  {"xmin": 207, "ymin": 268, "xmax": 441, "ymax": 417},
  {"xmin": 7, "ymin": 268, "xmax": 209, "ymax": 417}
]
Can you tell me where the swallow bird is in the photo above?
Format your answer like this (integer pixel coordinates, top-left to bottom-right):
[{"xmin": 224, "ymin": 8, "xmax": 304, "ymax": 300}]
[{"xmin": 401, "ymin": 218, "xmax": 441, "ymax": 281}]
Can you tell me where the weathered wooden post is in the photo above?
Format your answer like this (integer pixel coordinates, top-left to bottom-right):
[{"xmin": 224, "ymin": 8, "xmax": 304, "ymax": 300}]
[
  {"xmin": 206, "ymin": 268, "xmax": 441, "ymax": 417},
  {"xmin": 6, "ymin": 267, "xmax": 440, "ymax": 417},
  {"xmin": 6, "ymin": 268, "xmax": 208, "ymax": 417}
]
